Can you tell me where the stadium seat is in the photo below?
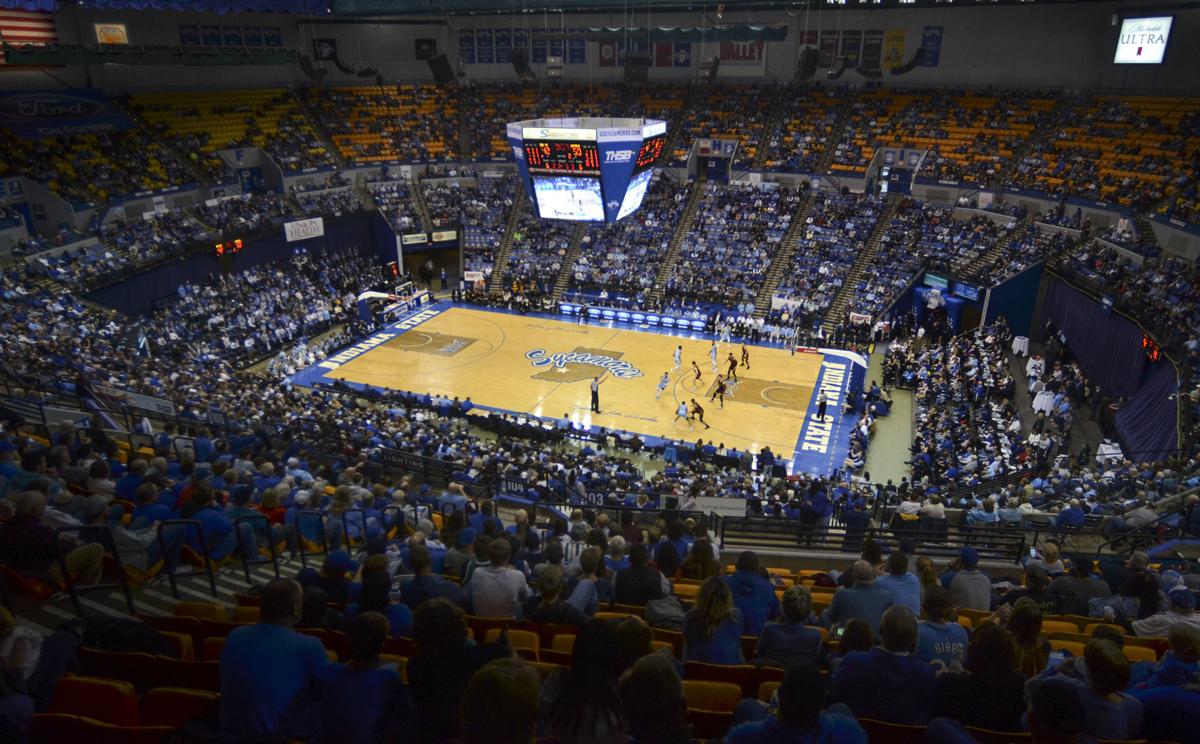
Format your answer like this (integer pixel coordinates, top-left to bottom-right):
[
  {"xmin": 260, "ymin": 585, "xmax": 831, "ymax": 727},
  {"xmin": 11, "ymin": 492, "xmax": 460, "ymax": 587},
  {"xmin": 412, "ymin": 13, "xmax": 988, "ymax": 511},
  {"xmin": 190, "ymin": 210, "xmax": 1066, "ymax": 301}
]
[
  {"xmin": 174, "ymin": 601, "xmax": 227, "ymax": 621},
  {"xmin": 1049, "ymin": 639, "xmax": 1086, "ymax": 657},
  {"xmin": 858, "ymin": 718, "xmax": 928, "ymax": 743},
  {"xmin": 49, "ymin": 676, "xmax": 140, "ymax": 726},
  {"xmin": 199, "ymin": 637, "xmax": 226, "ymax": 662},
  {"xmin": 684, "ymin": 662, "xmax": 760, "ymax": 699},
  {"xmin": 681, "ymin": 680, "xmax": 741, "ymax": 712},
  {"xmin": 551, "ymin": 634, "xmax": 576, "ymax": 653},
  {"xmin": 758, "ymin": 680, "xmax": 780, "ymax": 702},
  {"xmin": 964, "ymin": 725, "xmax": 1033, "ymax": 743},
  {"xmin": 31, "ymin": 713, "xmax": 174, "ymax": 744},
  {"xmin": 1084, "ymin": 623, "xmax": 1126, "ymax": 635},
  {"xmin": 1121, "ymin": 645, "xmax": 1157, "ymax": 663},
  {"xmin": 484, "ymin": 628, "xmax": 539, "ymax": 660},
  {"xmin": 158, "ymin": 631, "xmax": 195, "ymax": 661},
  {"xmin": 233, "ymin": 606, "xmax": 261, "ymax": 622},
  {"xmin": 1041, "ymin": 620, "xmax": 1080, "ymax": 636},
  {"xmin": 139, "ymin": 687, "xmax": 220, "ymax": 728}
]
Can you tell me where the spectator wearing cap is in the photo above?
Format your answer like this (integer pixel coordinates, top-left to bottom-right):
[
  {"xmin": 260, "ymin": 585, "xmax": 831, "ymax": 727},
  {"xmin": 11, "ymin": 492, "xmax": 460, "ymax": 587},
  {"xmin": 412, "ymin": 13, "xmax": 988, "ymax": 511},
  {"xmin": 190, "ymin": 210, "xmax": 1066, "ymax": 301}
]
[
  {"xmin": 724, "ymin": 550, "xmax": 781, "ymax": 636},
  {"xmin": 400, "ymin": 544, "xmax": 467, "ymax": 611},
  {"xmin": 316, "ymin": 550, "xmax": 362, "ymax": 605},
  {"xmin": 220, "ymin": 578, "xmax": 328, "ymax": 741},
  {"xmin": 1132, "ymin": 587, "xmax": 1200, "ymax": 637},
  {"xmin": 443, "ymin": 528, "xmax": 476, "ymax": 579},
  {"xmin": 949, "ymin": 547, "xmax": 992, "ymax": 611},
  {"xmin": 830, "ymin": 560, "xmax": 894, "ymax": 635},
  {"xmin": 466, "ymin": 537, "xmax": 527, "ymax": 618},
  {"xmin": 831, "ymin": 605, "xmax": 935, "ymax": 724},
  {"xmin": 1003, "ymin": 567, "xmax": 1060, "ymax": 616},
  {"xmin": 726, "ymin": 660, "xmax": 866, "ymax": 743}
]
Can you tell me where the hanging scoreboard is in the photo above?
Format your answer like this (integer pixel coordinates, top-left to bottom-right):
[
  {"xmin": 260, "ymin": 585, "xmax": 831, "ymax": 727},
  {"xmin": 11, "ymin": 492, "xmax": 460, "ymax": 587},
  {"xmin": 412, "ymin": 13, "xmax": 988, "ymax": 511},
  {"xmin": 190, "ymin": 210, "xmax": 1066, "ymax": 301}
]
[{"xmin": 508, "ymin": 117, "xmax": 667, "ymax": 223}]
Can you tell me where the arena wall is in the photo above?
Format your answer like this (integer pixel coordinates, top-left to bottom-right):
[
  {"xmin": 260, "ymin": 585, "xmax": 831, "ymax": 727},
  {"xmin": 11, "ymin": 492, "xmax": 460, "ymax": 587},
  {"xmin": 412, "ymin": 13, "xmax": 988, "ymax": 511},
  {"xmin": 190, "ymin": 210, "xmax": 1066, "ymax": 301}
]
[{"xmin": 5, "ymin": 1, "xmax": 1195, "ymax": 93}]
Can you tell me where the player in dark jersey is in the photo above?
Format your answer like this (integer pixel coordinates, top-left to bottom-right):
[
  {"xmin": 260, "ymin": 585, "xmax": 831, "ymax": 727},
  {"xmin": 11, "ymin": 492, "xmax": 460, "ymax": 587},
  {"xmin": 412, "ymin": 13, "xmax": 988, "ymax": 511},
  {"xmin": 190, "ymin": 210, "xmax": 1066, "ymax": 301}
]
[
  {"xmin": 691, "ymin": 360, "xmax": 702, "ymax": 383},
  {"xmin": 741, "ymin": 343, "xmax": 750, "ymax": 370},
  {"xmin": 710, "ymin": 375, "xmax": 727, "ymax": 408},
  {"xmin": 726, "ymin": 353, "xmax": 738, "ymax": 381},
  {"xmin": 689, "ymin": 399, "xmax": 711, "ymax": 430}
]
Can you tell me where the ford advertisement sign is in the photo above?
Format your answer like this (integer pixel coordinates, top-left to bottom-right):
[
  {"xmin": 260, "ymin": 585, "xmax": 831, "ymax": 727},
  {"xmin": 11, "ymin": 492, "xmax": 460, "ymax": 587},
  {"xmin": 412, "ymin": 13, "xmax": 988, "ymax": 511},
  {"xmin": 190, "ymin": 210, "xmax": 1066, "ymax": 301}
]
[{"xmin": 0, "ymin": 90, "xmax": 134, "ymax": 139}]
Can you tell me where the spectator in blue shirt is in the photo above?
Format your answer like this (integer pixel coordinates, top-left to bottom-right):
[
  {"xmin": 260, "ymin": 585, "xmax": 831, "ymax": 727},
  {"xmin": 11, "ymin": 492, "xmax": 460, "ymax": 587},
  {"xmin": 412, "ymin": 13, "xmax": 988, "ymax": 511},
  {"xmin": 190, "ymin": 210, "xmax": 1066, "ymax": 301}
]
[
  {"xmin": 916, "ymin": 586, "xmax": 968, "ymax": 672},
  {"xmin": 831, "ymin": 605, "xmax": 935, "ymax": 725},
  {"xmin": 830, "ymin": 560, "xmax": 894, "ymax": 635},
  {"xmin": 754, "ymin": 585, "xmax": 822, "ymax": 668},
  {"xmin": 113, "ymin": 458, "xmax": 146, "ymax": 502},
  {"xmin": 1143, "ymin": 625, "xmax": 1199, "ymax": 688},
  {"xmin": 726, "ymin": 660, "xmax": 866, "ymax": 744},
  {"xmin": 1056, "ymin": 499, "xmax": 1088, "ymax": 529},
  {"xmin": 219, "ymin": 578, "xmax": 329, "ymax": 741},
  {"xmin": 319, "ymin": 611, "xmax": 413, "ymax": 744},
  {"xmin": 342, "ymin": 564, "xmax": 413, "ymax": 638},
  {"xmin": 399, "ymin": 544, "xmax": 467, "ymax": 611},
  {"xmin": 875, "ymin": 551, "xmax": 922, "ymax": 615},
  {"xmin": 723, "ymin": 550, "xmax": 780, "ymax": 636},
  {"xmin": 682, "ymin": 576, "xmax": 745, "ymax": 664}
]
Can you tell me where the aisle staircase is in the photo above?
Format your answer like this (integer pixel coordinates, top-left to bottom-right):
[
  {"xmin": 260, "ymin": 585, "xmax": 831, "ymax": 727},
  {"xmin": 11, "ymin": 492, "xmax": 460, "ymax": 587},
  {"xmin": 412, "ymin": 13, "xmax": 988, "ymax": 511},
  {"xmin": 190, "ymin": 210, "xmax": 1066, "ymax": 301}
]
[
  {"xmin": 292, "ymin": 88, "xmax": 349, "ymax": 170},
  {"xmin": 487, "ymin": 184, "xmax": 530, "ymax": 294},
  {"xmin": 1133, "ymin": 213, "xmax": 1161, "ymax": 256},
  {"xmin": 549, "ymin": 223, "xmax": 589, "ymax": 302},
  {"xmin": 753, "ymin": 188, "xmax": 819, "ymax": 319},
  {"xmin": 409, "ymin": 175, "xmax": 434, "ymax": 232},
  {"xmin": 647, "ymin": 176, "xmax": 705, "ymax": 306},
  {"xmin": 957, "ymin": 219, "xmax": 1032, "ymax": 279},
  {"xmin": 820, "ymin": 193, "xmax": 902, "ymax": 332},
  {"xmin": 750, "ymin": 93, "xmax": 791, "ymax": 171}
]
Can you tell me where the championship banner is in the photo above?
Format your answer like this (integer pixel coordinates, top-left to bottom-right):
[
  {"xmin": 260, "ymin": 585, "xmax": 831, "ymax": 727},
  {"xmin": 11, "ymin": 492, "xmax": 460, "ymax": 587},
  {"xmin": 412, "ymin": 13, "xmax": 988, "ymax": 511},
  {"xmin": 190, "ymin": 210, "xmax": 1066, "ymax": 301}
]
[
  {"xmin": 860, "ymin": 30, "xmax": 883, "ymax": 71},
  {"xmin": 818, "ymin": 30, "xmax": 840, "ymax": 68},
  {"xmin": 920, "ymin": 26, "xmax": 943, "ymax": 67},
  {"xmin": 882, "ymin": 29, "xmax": 906, "ymax": 71},
  {"xmin": 840, "ymin": 30, "xmax": 862, "ymax": 68},
  {"xmin": 0, "ymin": 90, "xmax": 134, "ymax": 139},
  {"xmin": 598, "ymin": 40, "xmax": 617, "ymax": 67},
  {"xmin": 284, "ymin": 217, "xmax": 324, "ymax": 242},
  {"xmin": 459, "ymin": 30, "xmax": 475, "ymax": 64},
  {"xmin": 494, "ymin": 29, "xmax": 512, "ymax": 64},
  {"xmin": 476, "ymin": 29, "xmax": 493, "ymax": 64},
  {"xmin": 717, "ymin": 40, "xmax": 766, "ymax": 77}
]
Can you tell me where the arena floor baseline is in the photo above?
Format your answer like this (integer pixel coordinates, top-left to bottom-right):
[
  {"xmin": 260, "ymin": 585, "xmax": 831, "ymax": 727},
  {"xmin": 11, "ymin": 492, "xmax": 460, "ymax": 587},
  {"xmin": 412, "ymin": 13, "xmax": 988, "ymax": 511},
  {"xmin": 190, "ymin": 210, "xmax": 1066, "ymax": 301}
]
[{"xmin": 290, "ymin": 302, "xmax": 864, "ymax": 475}]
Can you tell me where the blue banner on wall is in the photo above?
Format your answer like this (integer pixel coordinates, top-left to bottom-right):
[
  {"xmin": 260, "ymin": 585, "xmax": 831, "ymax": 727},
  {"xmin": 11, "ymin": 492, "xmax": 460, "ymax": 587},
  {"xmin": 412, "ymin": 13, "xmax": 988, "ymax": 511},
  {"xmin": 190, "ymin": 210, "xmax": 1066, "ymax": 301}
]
[
  {"xmin": 920, "ymin": 26, "xmax": 943, "ymax": 66},
  {"xmin": 201, "ymin": 25, "xmax": 222, "ymax": 46},
  {"xmin": 0, "ymin": 90, "xmax": 134, "ymax": 139},
  {"xmin": 567, "ymin": 32, "xmax": 585, "ymax": 64},
  {"xmin": 244, "ymin": 27, "xmax": 263, "ymax": 47},
  {"xmin": 178, "ymin": 25, "xmax": 200, "ymax": 46},
  {"xmin": 532, "ymin": 38, "xmax": 547, "ymax": 63},
  {"xmin": 476, "ymin": 29, "xmax": 493, "ymax": 64},
  {"xmin": 494, "ymin": 29, "xmax": 512, "ymax": 63},
  {"xmin": 459, "ymin": 30, "xmax": 475, "ymax": 64},
  {"xmin": 262, "ymin": 27, "xmax": 282, "ymax": 47}
]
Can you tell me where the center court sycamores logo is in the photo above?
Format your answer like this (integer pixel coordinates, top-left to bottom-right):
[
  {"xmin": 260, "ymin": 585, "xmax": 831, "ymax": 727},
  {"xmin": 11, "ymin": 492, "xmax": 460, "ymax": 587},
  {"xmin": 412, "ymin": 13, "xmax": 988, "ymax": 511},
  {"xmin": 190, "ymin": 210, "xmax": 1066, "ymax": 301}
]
[{"xmin": 526, "ymin": 349, "xmax": 644, "ymax": 380}]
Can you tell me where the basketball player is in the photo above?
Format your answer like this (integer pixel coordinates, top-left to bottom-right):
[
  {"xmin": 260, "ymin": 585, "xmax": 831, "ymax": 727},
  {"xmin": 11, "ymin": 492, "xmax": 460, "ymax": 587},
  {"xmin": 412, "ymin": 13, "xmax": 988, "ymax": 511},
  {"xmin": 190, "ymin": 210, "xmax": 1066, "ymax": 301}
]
[
  {"xmin": 655, "ymin": 371, "xmax": 670, "ymax": 400},
  {"xmin": 709, "ymin": 340, "xmax": 719, "ymax": 372},
  {"xmin": 590, "ymin": 373, "xmax": 607, "ymax": 413},
  {"xmin": 691, "ymin": 360, "xmax": 702, "ymax": 383},
  {"xmin": 675, "ymin": 400, "xmax": 693, "ymax": 431},
  {"xmin": 673, "ymin": 345, "xmax": 682, "ymax": 370},
  {"xmin": 741, "ymin": 343, "xmax": 750, "ymax": 370},
  {"xmin": 726, "ymin": 352, "xmax": 738, "ymax": 381},
  {"xmin": 710, "ymin": 375, "xmax": 727, "ymax": 408},
  {"xmin": 690, "ymin": 399, "xmax": 711, "ymax": 430}
]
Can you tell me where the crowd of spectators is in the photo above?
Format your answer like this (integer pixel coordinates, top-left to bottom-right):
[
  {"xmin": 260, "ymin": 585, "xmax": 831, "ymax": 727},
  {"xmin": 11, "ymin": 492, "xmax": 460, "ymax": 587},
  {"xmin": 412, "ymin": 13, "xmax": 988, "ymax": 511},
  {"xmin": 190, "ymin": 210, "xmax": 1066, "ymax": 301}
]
[
  {"xmin": 568, "ymin": 173, "xmax": 686, "ymax": 301},
  {"xmin": 503, "ymin": 211, "xmax": 575, "ymax": 296},
  {"xmin": 664, "ymin": 183, "xmax": 795, "ymax": 309},
  {"xmin": 307, "ymin": 85, "xmax": 459, "ymax": 164},
  {"xmin": 143, "ymin": 247, "xmax": 378, "ymax": 367}
]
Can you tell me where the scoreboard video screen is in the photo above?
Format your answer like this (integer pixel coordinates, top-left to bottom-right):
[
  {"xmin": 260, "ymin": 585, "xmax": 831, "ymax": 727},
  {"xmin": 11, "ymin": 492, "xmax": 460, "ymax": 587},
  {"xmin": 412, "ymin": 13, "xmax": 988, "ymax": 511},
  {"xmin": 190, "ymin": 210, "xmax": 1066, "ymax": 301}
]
[
  {"xmin": 635, "ymin": 134, "xmax": 666, "ymax": 172},
  {"xmin": 524, "ymin": 140, "xmax": 600, "ymax": 173}
]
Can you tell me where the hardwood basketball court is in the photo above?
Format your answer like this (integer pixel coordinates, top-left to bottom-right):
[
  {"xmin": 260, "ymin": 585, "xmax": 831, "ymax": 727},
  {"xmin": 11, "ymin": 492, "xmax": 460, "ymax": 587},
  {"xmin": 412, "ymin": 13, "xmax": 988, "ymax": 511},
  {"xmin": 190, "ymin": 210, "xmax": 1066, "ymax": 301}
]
[{"xmin": 296, "ymin": 304, "xmax": 835, "ymax": 462}]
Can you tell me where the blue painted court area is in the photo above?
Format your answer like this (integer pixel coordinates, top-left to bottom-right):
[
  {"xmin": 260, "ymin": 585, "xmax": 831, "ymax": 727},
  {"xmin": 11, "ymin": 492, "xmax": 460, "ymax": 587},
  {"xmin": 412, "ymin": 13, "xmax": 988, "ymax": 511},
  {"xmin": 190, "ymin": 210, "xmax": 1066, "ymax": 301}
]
[{"xmin": 788, "ymin": 353, "xmax": 866, "ymax": 477}]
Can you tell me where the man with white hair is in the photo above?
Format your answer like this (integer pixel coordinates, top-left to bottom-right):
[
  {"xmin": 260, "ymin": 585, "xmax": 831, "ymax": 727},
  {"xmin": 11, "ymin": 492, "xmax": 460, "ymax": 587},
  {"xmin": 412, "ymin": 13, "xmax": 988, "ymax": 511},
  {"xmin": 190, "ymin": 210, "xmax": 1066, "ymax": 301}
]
[
  {"xmin": 0, "ymin": 491, "xmax": 104, "ymax": 586},
  {"xmin": 285, "ymin": 457, "xmax": 313, "ymax": 483}
]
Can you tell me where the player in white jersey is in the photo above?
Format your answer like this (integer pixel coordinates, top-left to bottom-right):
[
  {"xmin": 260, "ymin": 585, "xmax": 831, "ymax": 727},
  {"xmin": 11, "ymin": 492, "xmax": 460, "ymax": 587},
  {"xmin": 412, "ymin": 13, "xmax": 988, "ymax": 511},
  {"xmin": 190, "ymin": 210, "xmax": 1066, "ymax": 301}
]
[
  {"xmin": 709, "ymin": 341, "xmax": 719, "ymax": 372},
  {"xmin": 673, "ymin": 345, "xmax": 682, "ymax": 369},
  {"xmin": 655, "ymin": 372, "xmax": 670, "ymax": 399},
  {"xmin": 675, "ymin": 400, "xmax": 693, "ymax": 431}
]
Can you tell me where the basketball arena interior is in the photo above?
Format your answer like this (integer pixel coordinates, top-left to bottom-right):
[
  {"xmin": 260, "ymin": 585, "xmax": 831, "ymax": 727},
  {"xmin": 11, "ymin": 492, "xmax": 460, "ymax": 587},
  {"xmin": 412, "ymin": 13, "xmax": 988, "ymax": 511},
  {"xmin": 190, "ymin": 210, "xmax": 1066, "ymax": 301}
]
[{"xmin": 0, "ymin": 0, "xmax": 1198, "ymax": 742}]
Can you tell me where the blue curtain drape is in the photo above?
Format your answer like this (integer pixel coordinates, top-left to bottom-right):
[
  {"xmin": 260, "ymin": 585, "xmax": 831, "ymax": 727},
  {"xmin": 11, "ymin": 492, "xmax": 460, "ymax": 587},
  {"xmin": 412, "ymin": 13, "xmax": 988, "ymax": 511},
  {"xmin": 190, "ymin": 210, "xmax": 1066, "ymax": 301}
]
[
  {"xmin": 1040, "ymin": 278, "xmax": 1145, "ymax": 398},
  {"xmin": 1115, "ymin": 362, "xmax": 1179, "ymax": 462}
]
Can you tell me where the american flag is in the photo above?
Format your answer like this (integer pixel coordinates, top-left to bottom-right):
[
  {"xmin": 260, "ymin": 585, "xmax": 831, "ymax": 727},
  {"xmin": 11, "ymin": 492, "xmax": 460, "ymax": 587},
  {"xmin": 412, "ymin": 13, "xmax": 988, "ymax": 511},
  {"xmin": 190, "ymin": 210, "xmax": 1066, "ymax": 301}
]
[{"xmin": 0, "ymin": 9, "xmax": 58, "ymax": 65}]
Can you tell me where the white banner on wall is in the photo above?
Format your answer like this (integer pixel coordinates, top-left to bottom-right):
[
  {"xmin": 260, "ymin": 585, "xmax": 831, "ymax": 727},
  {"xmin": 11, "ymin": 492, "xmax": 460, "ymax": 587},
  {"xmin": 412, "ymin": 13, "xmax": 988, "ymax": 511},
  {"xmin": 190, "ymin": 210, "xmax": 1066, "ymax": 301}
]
[
  {"xmin": 717, "ymin": 40, "xmax": 767, "ymax": 77},
  {"xmin": 284, "ymin": 217, "xmax": 324, "ymax": 242}
]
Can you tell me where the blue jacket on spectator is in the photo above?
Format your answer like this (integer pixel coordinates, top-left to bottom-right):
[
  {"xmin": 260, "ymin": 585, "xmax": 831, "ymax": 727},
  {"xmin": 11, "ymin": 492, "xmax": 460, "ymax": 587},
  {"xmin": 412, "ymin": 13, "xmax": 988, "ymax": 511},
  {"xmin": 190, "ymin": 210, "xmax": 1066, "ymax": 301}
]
[
  {"xmin": 724, "ymin": 570, "xmax": 781, "ymax": 636},
  {"xmin": 831, "ymin": 647, "xmax": 935, "ymax": 724}
]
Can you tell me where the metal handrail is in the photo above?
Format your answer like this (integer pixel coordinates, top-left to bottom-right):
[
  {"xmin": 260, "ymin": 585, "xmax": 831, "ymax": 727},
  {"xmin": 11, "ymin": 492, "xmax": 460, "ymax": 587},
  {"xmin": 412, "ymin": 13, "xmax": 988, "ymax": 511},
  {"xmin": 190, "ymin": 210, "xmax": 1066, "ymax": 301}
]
[
  {"xmin": 233, "ymin": 513, "xmax": 281, "ymax": 583},
  {"xmin": 157, "ymin": 518, "xmax": 217, "ymax": 599},
  {"xmin": 53, "ymin": 524, "xmax": 135, "ymax": 617}
]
